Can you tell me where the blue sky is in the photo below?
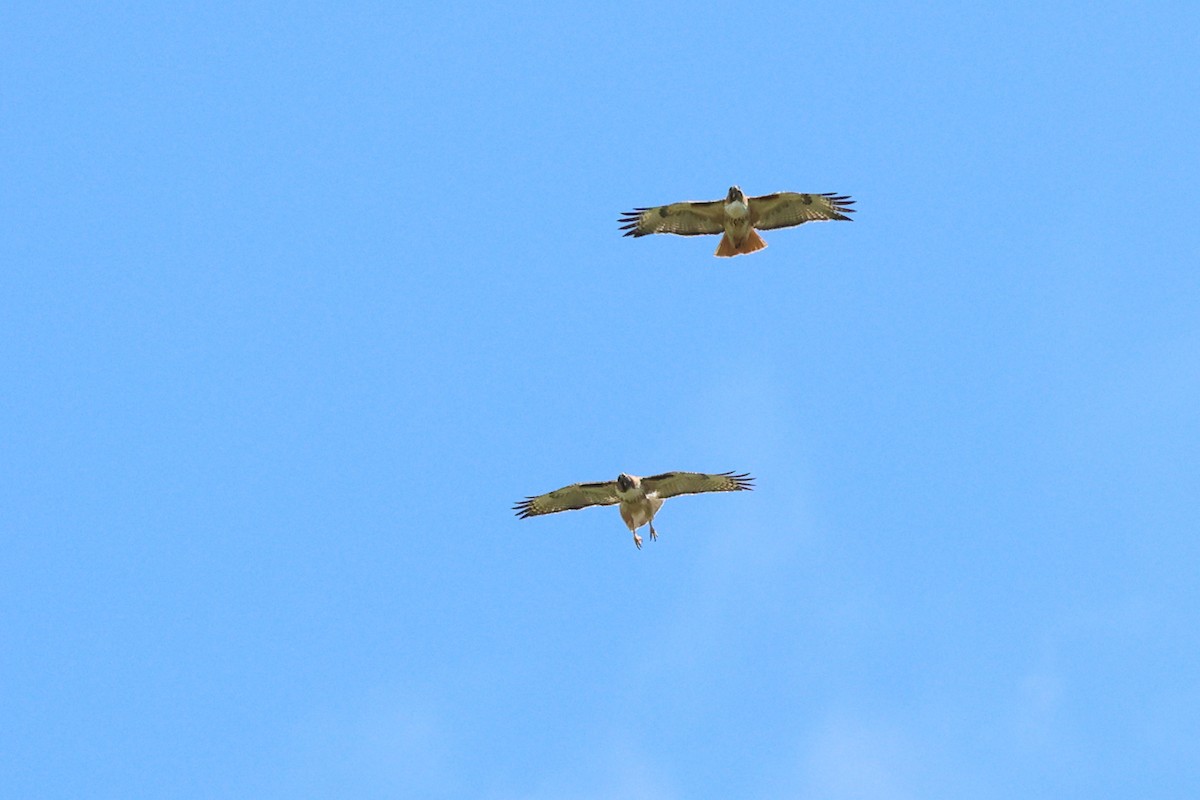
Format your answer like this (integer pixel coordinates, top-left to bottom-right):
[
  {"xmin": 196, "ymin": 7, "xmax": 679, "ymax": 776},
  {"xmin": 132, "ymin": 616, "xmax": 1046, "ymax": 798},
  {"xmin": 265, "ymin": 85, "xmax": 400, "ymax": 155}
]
[{"xmin": 3, "ymin": 2, "xmax": 1198, "ymax": 797}]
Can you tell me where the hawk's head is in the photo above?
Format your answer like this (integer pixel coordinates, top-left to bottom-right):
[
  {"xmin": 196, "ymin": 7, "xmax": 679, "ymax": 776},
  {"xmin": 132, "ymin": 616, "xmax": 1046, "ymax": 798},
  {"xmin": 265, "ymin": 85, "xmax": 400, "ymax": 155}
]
[
  {"xmin": 726, "ymin": 186, "xmax": 745, "ymax": 204},
  {"xmin": 616, "ymin": 473, "xmax": 637, "ymax": 493}
]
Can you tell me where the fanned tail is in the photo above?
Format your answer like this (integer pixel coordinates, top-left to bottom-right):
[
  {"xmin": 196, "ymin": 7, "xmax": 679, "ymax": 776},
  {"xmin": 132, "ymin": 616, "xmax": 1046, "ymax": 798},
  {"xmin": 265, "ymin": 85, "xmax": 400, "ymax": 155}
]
[{"xmin": 714, "ymin": 228, "xmax": 767, "ymax": 257}]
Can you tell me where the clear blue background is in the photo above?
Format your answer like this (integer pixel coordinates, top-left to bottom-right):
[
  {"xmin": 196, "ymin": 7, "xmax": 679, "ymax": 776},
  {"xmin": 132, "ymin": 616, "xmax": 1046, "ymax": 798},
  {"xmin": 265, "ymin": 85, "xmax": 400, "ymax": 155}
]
[{"xmin": 3, "ymin": 3, "xmax": 1198, "ymax": 797}]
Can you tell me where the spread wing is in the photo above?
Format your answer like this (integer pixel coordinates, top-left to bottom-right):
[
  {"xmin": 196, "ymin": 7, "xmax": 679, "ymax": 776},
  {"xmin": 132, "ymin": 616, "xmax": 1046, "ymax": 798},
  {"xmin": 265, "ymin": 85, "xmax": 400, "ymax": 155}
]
[
  {"xmin": 640, "ymin": 471, "xmax": 755, "ymax": 500},
  {"xmin": 748, "ymin": 192, "xmax": 856, "ymax": 231},
  {"xmin": 513, "ymin": 480, "xmax": 621, "ymax": 519},
  {"xmin": 619, "ymin": 200, "xmax": 725, "ymax": 237}
]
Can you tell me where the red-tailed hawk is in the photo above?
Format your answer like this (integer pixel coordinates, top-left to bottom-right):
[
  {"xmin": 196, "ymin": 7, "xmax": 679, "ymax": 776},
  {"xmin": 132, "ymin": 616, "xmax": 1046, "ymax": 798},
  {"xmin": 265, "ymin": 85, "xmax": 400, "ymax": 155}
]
[
  {"xmin": 619, "ymin": 185, "xmax": 855, "ymax": 257},
  {"xmin": 513, "ymin": 471, "xmax": 754, "ymax": 549}
]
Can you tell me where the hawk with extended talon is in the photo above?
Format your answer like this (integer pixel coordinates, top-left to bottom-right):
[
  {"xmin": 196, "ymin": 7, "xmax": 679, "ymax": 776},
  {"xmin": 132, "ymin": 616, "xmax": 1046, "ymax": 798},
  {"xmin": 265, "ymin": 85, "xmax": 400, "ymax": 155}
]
[
  {"xmin": 513, "ymin": 471, "xmax": 754, "ymax": 549},
  {"xmin": 619, "ymin": 185, "xmax": 855, "ymax": 257}
]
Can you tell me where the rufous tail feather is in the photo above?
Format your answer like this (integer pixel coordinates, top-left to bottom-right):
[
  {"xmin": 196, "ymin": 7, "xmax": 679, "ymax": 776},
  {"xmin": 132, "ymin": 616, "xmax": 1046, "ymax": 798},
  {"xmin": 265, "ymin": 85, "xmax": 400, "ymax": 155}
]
[
  {"xmin": 714, "ymin": 228, "xmax": 767, "ymax": 257},
  {"xmin": 738, "ymin": 228, "xmax": 767, "ymax": 255}
]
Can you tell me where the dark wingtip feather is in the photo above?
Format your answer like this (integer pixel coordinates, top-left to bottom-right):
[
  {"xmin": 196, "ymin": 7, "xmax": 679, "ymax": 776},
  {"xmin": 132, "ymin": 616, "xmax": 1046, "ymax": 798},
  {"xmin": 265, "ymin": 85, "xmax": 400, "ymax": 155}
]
[
  {"xmin": 618, "ymin": 214, "xmax": 647, "ymax": 237},
  {"xmin": 821, "ymin": 192, "xmax": 857, "ymax": 213},
  {"xmin": 718, "ymin": 470, "xmax": 756, "ymax": 490},
  {"xmin": 814, "ymin": 192, "xmax": 857, "ymax": 222}
]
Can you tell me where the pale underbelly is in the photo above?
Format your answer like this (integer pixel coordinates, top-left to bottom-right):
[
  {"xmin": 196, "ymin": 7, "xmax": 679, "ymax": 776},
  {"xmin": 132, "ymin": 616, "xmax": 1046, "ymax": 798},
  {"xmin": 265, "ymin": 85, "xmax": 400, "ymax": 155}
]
[
  {"xmin": 620, "ymin": 498, "xmax": 662, "ymax": 530},
  {"xmin": 725, "ymin": 216, "xmax": 751, "ymax": 238}
]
